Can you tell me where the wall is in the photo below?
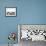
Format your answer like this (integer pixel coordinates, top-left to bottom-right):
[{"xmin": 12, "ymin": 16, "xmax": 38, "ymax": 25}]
[{"xmin": 0, "ymin": 0, "xmax": 46, "ymax": 44}]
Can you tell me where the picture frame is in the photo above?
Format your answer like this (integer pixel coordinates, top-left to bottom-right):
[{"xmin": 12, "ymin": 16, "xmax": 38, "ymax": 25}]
[
  {"xmin": 18, "ymin": 24, "xmax": 46, "ymax": 42},
  {"xmin": 5, "ymin": 7, "xmax": 16, "ymax": 16}
]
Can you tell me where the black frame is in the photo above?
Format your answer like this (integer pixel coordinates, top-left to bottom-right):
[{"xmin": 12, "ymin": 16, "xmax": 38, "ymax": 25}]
[{"xmin": 5, "ymin": 7, "xmax": 17, "ymax": 17}]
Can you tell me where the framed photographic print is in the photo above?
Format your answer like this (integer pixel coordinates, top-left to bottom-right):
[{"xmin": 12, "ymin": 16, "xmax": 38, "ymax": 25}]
[
  {"xmin": 18, "ymin": 24, "xmax": 46, "ymax": 42},
  {"xmin": 5, "ymin": 7, "xmax": 16, "ymax": 16}
]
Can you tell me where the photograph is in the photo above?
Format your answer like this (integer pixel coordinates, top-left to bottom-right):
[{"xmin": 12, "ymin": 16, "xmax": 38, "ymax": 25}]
[
  {"xmin": 18, "ymin": 25, "xmax": 46, "ymax": 46},
  {"xmin": 6, "ymin": 7, "xmax": 16, "ymax": 16}
]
